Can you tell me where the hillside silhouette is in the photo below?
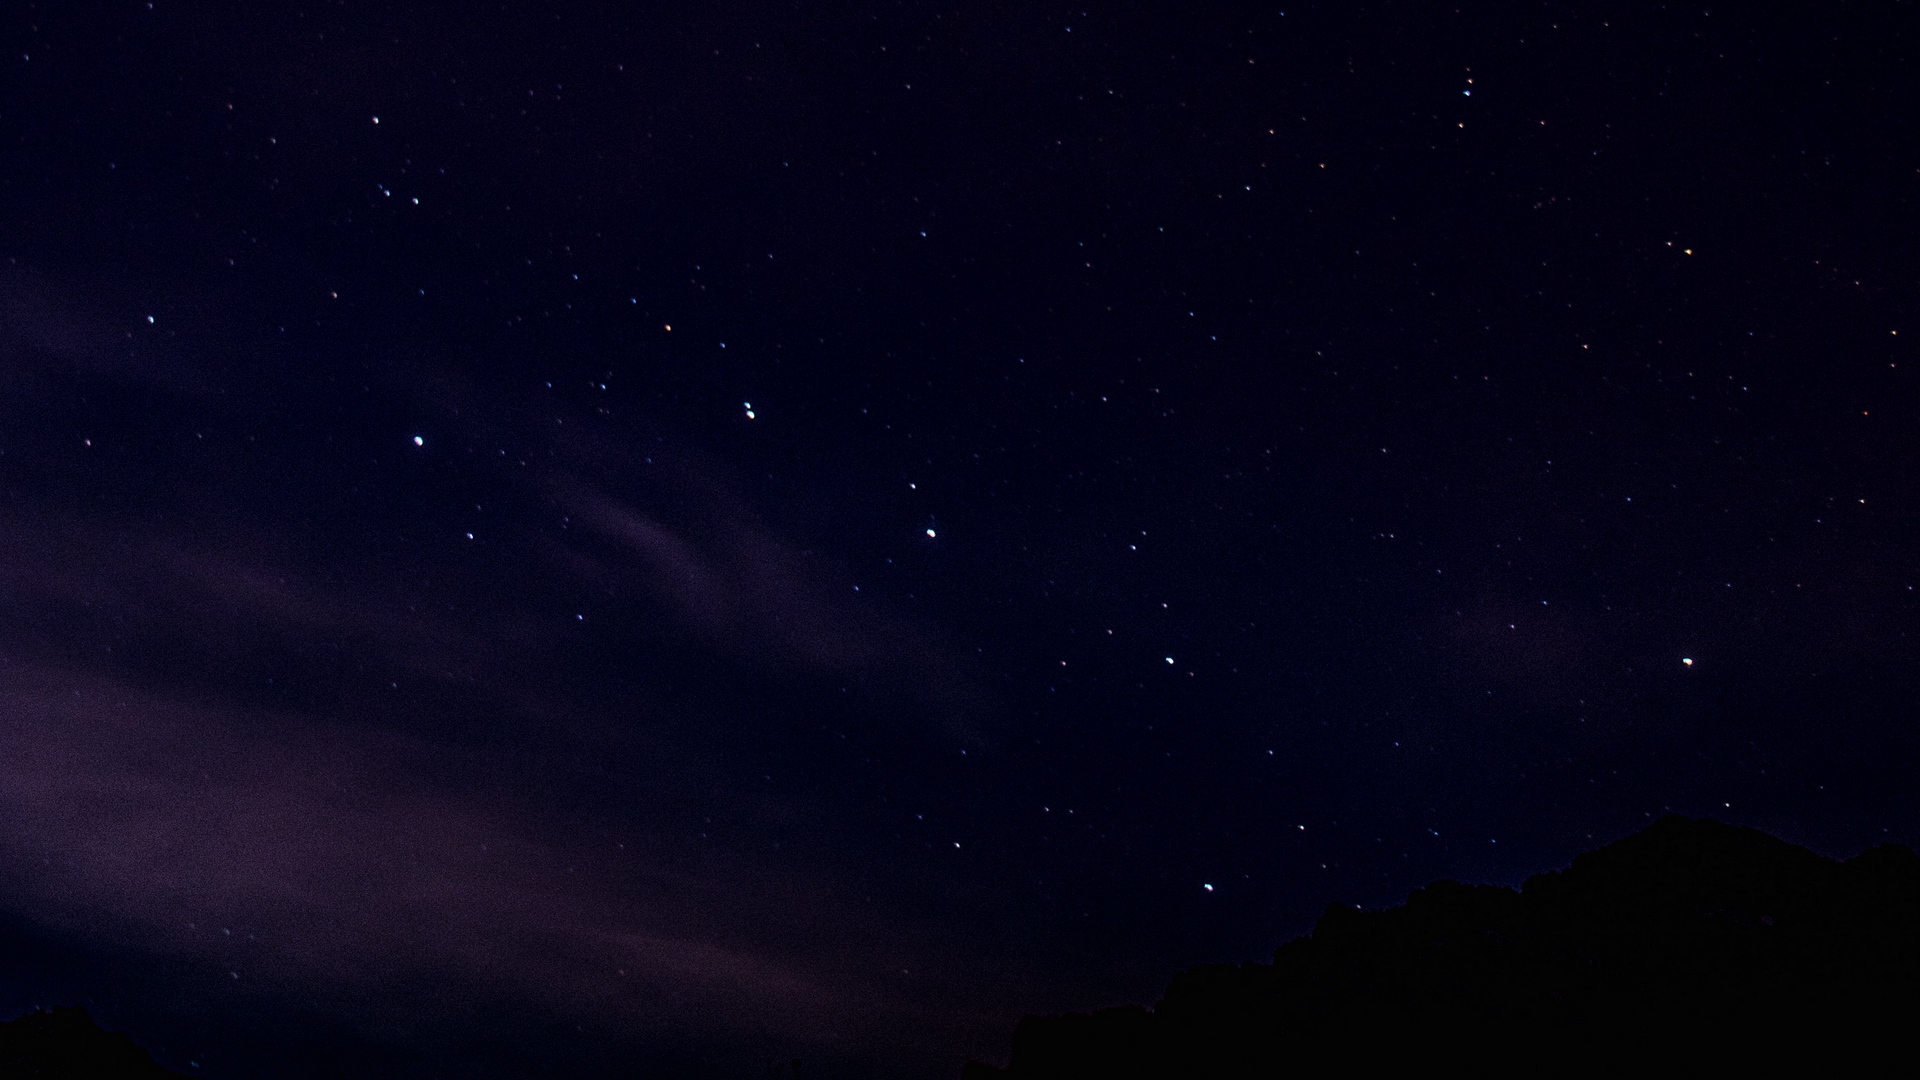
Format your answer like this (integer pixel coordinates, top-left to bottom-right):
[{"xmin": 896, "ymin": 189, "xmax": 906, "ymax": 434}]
[
  {"xmin": 0, "ymin": 1006, "xmax": 185, "ymax": 1078},
  {"xmin": 967, "ymin": 817, "xmax": 1920, "ymax": 1077}
]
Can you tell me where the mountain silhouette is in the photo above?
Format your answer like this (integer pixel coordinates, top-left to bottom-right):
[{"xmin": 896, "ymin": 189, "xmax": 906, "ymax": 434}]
[
  {"xmin": 0, "ymin": 1006, "xmax": 186, "ymax": 1078},
  {"xmin": 966, "ymin": 817, "xmax": 1920, "ymax": 1077}
]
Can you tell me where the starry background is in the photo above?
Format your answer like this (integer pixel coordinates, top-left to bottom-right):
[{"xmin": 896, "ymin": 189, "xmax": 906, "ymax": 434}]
[{"xmin": 0, "ymin": 1, "xmax": 1917, "ymax": 1076}]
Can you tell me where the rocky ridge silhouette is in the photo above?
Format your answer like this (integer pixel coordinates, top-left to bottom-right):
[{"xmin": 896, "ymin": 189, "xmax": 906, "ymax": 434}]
[
  {"xmin": 0, "ymin": 1005, "xmax": 185, "ymax": 1078},
  {"xmin": 967, "ymin": 817, "xmax": 1920, "ymax": 1077}
]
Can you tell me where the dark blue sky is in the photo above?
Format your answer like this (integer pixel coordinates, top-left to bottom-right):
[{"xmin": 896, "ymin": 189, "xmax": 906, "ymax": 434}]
[{"xmin": 1, "ymin": 1, "xmax": 1916, "ymax": 1075}]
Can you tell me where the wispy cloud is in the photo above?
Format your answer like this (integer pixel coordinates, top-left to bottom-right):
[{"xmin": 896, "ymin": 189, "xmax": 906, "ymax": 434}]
[
  {"xmin": 0, "ymin": 505, "xmax": 976, "ymax": 1073},
  {"xmin": 557, "ymin": 474, "xmax": 993, "ymax": 743}
]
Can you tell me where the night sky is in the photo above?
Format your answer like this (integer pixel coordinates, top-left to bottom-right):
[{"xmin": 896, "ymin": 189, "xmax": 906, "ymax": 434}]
[{"xmin": 1, "ymin": 1, "xmax": 1917, "ymax": 1076}]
